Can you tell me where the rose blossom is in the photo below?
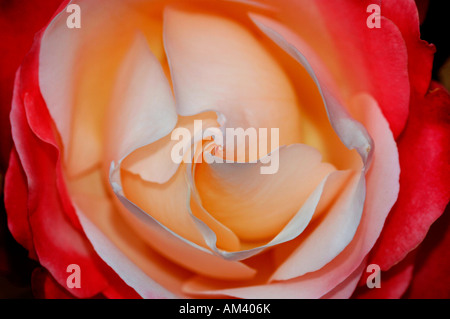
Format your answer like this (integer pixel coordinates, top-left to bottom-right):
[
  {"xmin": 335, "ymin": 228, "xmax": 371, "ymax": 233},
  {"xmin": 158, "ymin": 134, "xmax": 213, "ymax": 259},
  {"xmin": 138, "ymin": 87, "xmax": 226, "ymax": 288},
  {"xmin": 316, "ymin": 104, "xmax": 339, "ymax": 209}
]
[{"xmin": 1, "ymin": 0, "xmax": 449, "ymax": 298}]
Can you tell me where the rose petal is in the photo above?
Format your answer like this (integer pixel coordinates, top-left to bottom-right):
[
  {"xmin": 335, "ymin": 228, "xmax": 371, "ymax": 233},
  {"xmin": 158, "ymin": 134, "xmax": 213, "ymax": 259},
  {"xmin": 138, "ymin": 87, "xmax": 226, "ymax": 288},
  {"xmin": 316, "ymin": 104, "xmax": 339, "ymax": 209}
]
[
  {"xmin": 321, "ymin": 257, "xmax": 367, "ymax": 299},
  {"xmin": 195, "ymin": 144, "xmax": 335, "ymax": 242},
  {"xmin": 182, "ymin": 93, "xmax": 398, "ymax": 298},
  {"xmin": 251, "ymin": 17, "xmax": 373, "ymax": 164},
  {"xmin": 163, "ymin": 4, "xmax": 303, "ymax": 147},
  {"xmin": 4, "ymin": 146, "xmax": 36, "ymax": 259},
  {"xmin": 109, "ymin": 163, "xmax": 257, "ymax": 281},
  {"xmin": 369, "ymin": 83, "xmax": 450, "ymax": 271},
  {"xmin": 383, "ymin": 0, "xmax": 435, "ymax": 95},
  {"xmin": 312, "ymin": 0, "xmax": 411, "ymax": 138},
  {"xmin": 0, "ymin": 0, "xmax": 64, "ymax": 169},
  {"xmin": 354, "ymin": 251, "xmax": 416, "ymax": 299},
  {"xmin": 102, "ymin": 277, "xmax": 142, "ymax": 299},
  {"xmin": 8, "ymin": 55, "xmax": 111, "ymax": 298},
  {"xmin": 31, "ymin": 267, "xmax": 75, "ymax": 299},
  {"xmin": 270, "ymin": 171, "xmax": 363, "ymax": 280},
  {"xmin": 39, "ymin": 0, "xmax": 169, "ymax": 176},
  {"xmin": 104, "ymin": 32, "xmax": 177, "ymax": 166},
  {"xmin": 73, "ymin": 196, "xmax": 179, "ymax": 298},
  {"xmin": 121, "ymin": 166, "xmax": 206, "ymax": 248},
  {"xmin": 406, "ymin": 206, "xmax": 450, "ymax": 299},
  {"xmin": 122, "ymin": 112, "xmax": 219, "ymax": 184}
]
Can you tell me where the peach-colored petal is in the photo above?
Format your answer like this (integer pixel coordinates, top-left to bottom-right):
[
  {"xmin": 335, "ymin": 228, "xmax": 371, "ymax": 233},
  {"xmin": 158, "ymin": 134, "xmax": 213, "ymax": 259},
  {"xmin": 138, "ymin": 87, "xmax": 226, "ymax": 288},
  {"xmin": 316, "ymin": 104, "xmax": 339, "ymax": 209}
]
[
  {"xmin": 121, "ymin": 166, "xmax": 206, "ymax": 248},
  {"xmin": 189, "ymin": 193, "xmax": 241, "ymax": 252},
  {"xmin": 104, "ymin": 32, "xmax": 177, "ymax": 165},
  {"xmin": 247, "ymin": 17, "xmax": 374, "ymax": 280},
  {"xmin": 163, "ymin": 4, "xmax": 302, "ymax": 147},
  {"xmin": 122, "ymin": 111, "xmax": 219, "ymax": 184},
  {"xmin": 186, "ymin": 151, "xmax": 352, "ymax": 261},
  {"xmin": 109, "ymin": 162, "xmax": 257, "ymax": 281},
  {"xmin": 39, "ymin": 0, "xmax": 167, "ymax": 176},
  {"xmin": 195, "ymin": 144, "xmax": 335, "ymax": 242},
  {"xmin": 117, "ymin": 109, "xmax": 244, "ymax": 252}
]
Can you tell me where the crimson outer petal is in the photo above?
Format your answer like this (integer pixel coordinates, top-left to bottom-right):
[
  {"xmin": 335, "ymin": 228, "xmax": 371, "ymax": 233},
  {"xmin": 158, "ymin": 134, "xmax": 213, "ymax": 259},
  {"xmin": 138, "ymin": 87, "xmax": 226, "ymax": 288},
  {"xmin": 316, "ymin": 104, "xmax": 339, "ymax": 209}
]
[
  {"xmin": 406, "ymin": 206, "xmax": 450, "ymax": 298},
  {"xmin": 315, "ymin": 0, "xmax": 410, "ymax": 138},
  {"xmin": 315, "ymin": 0, "xmax": 449, "ymax": 297},
  {"xmin": 383, "ymin": 0, "xmax": 435, "ymax": 96},
  {"xmin": 4, "ymin": 15, "xmax": 140, "ymax": 297},
  {"xmin": 369, "ymin": 82, "xmax": 450, "ymax": 272},
  {"xmin": 4, "ymin": 147, "xmax": 36, "ymax": 260},
  {"xmin": 0, "ymin": 0, "xmax": 65, "ymax": 171},
  {"xmin": 354, "ymin": 250, "xmax": 417, "ymax": 298},
  {"xmin": 353, "ymin": 83, "xmax": 450, "ymax": 298},
  {"xmin": 366, "ymin": 0, "xmax": 450, "ymax": 298},
  {"xmin": 0, "ymin": 0, "xmax": 67, "ymax": 296}
]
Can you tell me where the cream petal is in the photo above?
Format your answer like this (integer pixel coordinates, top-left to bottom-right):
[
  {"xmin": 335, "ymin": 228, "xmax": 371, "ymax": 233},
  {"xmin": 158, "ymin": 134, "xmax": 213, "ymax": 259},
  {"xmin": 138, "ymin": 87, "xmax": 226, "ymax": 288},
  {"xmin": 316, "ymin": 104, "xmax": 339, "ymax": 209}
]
[
  {"xmin": 39, "ymin": 0, "xmax": 167, "ymax": 176},
  {"xmin": 182, "ymin": 256, "xmax": 366, "ymax": 299},
  {"xmin": 163, "ymin": 4, "xmax": 302, "ymax": 146},
  {"xmin": 104, "ymin": 32, "xmax": 177, "ymax": 165}
]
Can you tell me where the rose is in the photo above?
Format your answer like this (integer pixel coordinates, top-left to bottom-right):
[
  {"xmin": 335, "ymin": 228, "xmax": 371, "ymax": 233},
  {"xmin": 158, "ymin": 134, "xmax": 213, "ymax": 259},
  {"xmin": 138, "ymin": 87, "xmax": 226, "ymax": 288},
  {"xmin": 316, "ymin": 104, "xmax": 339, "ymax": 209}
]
[
  {"xmin": 1, "ymin": 0, "xmax": 449, "ymax": 299},
  {"xmin": 2, "ymin": 0, "xmax": 449, "ymax": 299}
]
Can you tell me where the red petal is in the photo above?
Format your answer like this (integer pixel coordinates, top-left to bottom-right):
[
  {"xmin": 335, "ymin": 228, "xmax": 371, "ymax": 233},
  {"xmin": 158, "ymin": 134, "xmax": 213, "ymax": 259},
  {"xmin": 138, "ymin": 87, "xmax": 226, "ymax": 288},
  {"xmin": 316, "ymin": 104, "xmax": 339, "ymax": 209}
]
[
  {"xmin": 383, "ymin": 0, "xmax": 435, "ymax": 95},
  {"xmin": 4, "ymin": 146, "xmax": 36, "ymax": 260},
  {"xmin": 405, "ymin": 206, "xmax": 450, "ymax": 298},
  {"xmin": 6, "ymin": 27, "xmax": 111, "ymax": 298},
  {"xmin": 353, "ymin": 251, "xmax": 416, "ymax": 299},
  {"xmin": 315, "ymin": 0, "xmax": 410, "ymax": 138},
  {"xmin": 369, "ymin": 82, "xmax": 450, "ymax": 271}
]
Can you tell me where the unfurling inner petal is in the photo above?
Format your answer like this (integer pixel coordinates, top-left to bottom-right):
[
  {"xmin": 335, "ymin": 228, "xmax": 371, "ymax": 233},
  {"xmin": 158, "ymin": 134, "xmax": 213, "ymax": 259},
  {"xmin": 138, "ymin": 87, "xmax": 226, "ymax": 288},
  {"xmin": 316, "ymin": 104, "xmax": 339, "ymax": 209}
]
[{"xmin": 195, "ymin": 144, "xmax": 335, "ymax": 242}]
